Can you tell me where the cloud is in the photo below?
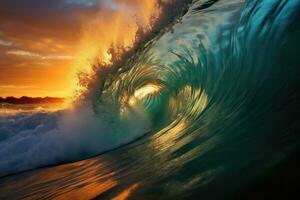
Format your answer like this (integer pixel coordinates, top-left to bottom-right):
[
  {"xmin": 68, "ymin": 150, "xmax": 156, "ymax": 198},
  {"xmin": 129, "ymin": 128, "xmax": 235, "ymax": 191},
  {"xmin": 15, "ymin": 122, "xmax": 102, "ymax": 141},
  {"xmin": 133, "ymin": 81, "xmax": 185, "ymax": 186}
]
[
  {"xmin": 0, "ymin": 0, "xmax": 102, "ymax": 48},
  {"xmin": 6, "ymin": 50, "xmax": 39, "ymax": 57},
  {"xmin": 65, "ymin": 0, "xmax": 97, "ymax": 7},
  {"xmin": 0, "ymin": 85, "xmax": 34, "ymax": 89},
  {"xmin": 6, "ymin": 50, "xmax": 75, "ymax": 60},
  {"xmin": 0, "ymin": 39, "xmax": 13, "ymax": 47}
]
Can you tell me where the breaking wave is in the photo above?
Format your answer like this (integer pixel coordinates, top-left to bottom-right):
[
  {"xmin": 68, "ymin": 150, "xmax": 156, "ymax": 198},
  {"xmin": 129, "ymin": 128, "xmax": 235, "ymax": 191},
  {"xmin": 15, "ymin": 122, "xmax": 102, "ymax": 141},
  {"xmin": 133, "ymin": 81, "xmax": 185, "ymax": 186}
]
[{"xmin": 0, "ymin": 0, "xmax": 300, "ymax": 199}]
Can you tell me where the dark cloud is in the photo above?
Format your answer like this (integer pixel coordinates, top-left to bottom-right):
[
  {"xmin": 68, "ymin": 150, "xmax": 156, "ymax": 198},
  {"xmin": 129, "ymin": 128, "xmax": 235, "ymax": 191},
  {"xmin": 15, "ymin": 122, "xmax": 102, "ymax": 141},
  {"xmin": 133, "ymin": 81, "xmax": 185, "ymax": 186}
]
[
  {"xmin": 0, "ymin": 0, "xmax": 101, "ymax": 40},
  {"xmin": 0, "ymin": 0, "xmax": 103, "ymax": 60}
]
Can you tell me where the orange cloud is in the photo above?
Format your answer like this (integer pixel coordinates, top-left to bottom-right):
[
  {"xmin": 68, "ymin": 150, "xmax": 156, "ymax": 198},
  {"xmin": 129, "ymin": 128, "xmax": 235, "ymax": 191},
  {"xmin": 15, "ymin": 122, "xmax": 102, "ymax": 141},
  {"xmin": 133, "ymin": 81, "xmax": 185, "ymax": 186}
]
[{"xmin": 6, "ymin": 50, "xmax": 75, "ymax": 60}]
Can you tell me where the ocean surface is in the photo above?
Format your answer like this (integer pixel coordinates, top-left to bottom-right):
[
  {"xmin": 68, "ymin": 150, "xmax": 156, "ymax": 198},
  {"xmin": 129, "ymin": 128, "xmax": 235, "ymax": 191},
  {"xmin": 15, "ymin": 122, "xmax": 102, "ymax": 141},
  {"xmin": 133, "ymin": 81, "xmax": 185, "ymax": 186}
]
[{"xmin": 1, "ymin": 0, "xmax": 300, "ymax": 199}]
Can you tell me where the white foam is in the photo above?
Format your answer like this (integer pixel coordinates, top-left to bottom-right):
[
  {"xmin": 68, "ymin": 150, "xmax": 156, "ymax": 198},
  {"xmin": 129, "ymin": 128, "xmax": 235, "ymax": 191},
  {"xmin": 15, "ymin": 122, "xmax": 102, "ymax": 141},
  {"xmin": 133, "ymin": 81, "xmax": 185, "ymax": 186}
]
[{"xmin": 0, "ymin": 104, "xmax": 150, "ymax": 177}]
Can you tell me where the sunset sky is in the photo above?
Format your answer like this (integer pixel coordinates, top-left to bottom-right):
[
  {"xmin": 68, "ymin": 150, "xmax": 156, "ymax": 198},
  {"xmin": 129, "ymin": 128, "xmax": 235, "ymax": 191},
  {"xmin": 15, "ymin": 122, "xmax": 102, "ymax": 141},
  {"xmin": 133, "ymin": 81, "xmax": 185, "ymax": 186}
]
[
  {"xmin": 0, "ymin": 0, "xmax": 161, "ymax": 98},
  {"xmin": 0, "ymin": 0, "xmax": 98, "ymax": 98},
  {"xmin": 0, "ymin": 0, "xmax": 108, "ymax": 97}
]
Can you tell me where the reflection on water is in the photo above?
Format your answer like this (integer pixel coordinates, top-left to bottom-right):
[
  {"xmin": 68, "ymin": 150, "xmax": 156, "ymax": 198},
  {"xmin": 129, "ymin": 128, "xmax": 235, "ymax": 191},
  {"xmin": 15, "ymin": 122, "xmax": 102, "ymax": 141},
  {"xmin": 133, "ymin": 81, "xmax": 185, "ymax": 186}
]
[
  {"xmin": 112, "ymin": 183, "xmax": 140, "ymax": 200},
  {"xmin": 0, "ymin": 158, "xmax": 118, "ymax": 200},
  {"xmin": 0, "ymin": 128, "xmax": 214, "ymax": 200}
]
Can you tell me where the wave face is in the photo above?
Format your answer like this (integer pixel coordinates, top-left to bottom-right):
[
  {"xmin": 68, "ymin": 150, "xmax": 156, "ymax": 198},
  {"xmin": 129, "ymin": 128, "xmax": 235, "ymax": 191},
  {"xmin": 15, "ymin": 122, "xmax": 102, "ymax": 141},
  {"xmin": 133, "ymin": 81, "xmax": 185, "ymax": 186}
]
[{"xmin": 1, "ymin": 0, "xmax": 300, "ymax": 199}]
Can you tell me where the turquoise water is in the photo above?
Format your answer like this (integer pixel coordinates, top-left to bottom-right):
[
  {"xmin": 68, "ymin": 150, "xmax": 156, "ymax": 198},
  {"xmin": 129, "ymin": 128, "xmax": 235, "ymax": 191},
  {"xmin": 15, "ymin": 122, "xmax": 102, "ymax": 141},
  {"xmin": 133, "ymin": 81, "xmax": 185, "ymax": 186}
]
[{"xmin": 1, "ymin": 0, "xmax": 300, "ymax": 199}]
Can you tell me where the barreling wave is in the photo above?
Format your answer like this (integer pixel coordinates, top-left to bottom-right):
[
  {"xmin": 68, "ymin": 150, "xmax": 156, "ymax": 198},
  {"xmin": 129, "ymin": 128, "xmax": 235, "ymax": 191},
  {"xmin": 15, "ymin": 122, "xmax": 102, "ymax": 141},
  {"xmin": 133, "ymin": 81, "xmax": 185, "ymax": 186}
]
[
  {"xmin": 0, "ymin": 0, "xmax": 192, "ymax": 177},
  {"xmin": 1, "ymin": 0, "xmax": 300, "ymax": 199}
]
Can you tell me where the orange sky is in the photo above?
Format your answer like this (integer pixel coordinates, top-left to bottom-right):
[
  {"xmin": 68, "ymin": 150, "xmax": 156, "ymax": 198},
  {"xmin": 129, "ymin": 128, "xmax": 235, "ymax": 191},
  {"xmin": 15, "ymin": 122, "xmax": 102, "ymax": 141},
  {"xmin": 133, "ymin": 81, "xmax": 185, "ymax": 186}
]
[
  {"xmin": 0, "ymin": 0, "xmax": 162, "ymax": 98},
  {"xmin": 0, "ymin": 38, "xmax": 77, "ymax": 97},
  {"xmin": 0, "ymin": 0, "xmax": 86, "ymax": 97},
  {"xmin": 0, "ymin": 40, "xmax": 77, "ymax": 97}
]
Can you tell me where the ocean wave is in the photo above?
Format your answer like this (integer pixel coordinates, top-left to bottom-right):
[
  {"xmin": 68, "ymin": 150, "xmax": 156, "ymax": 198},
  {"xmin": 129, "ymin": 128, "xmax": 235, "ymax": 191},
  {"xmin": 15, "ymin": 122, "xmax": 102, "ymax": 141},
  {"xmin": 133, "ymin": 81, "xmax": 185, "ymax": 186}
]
[
  {"xmin": 0, "ymin": 0, "xmax": 300, "ymax": 199},
  {"xmin": 0, "ymin": 104, "xmax": 150, "ymax": 176}
]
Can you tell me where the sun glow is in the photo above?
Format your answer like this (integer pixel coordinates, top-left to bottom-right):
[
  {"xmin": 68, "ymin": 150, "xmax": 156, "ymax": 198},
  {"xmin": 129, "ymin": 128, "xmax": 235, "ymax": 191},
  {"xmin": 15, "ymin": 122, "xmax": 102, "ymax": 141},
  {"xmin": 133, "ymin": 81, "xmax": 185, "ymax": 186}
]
[
  {"xmin": 128, "ymin": 83, "xmax": 162, "ymax": 106},
  {"xmin": 69, "ymin": 0, "xmax": 164, "ymax": 100},
  {"xmin": 0, "ymin": 0, "xmax": 174, "ymax": 100}
]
